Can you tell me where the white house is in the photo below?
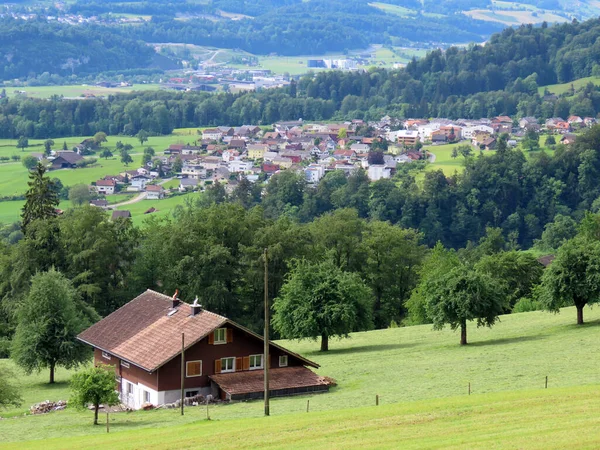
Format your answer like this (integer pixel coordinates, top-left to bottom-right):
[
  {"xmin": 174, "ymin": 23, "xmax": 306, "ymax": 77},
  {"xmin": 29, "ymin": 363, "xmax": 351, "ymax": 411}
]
[
  {"xmin": 228, "ymin": 160, "xmax": 253, "ymax": 173},
  {"xmin": 182, "ymin": 165, "xmax": 207, "ymax": 179},
  {"xmin": 202, "ymin": 128, "xmax": 222, "ymax": 141},
  {"xmin": 146, "ymin": 185, "xmax": 164, "ymax": 200},
  {"xmin": 95, "ymin": 179, "xmax": 116, "ymax": 195},
  {"xmin": 367, "ymin": 165, "xmax": 391, "ymax": 181},
  {"xmin": 130, "ymin": 175, "xmax": 150, "ymax": 191},
  {"xmin": 305, "ymin": 164, "xmax": 325, "ymax": 183}
]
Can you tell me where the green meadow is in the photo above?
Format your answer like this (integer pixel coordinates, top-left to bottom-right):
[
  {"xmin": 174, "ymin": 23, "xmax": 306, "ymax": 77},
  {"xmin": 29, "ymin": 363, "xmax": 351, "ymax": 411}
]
[
  {"xmin": 0, "ymin": 133, "xmax": 202, "ymax": 225},
  {"xmin": 5, "ymin": 84, "xmax": 162, "ymax": 99},
  {"xmin": 1, "ymin": 305, "xmax": 600, "ymax": 446}
]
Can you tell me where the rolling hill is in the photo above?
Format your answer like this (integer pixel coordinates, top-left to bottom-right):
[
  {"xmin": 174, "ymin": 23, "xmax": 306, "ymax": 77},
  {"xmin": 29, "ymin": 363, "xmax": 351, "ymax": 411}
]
[{"xmin": 1, "ymin": 305, "xmax": 600, "ymax": 446}]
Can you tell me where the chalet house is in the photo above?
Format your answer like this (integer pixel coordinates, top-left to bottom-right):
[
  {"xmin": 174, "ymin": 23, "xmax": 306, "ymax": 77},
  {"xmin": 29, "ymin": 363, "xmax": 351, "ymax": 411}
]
[
  {"xmin": 560, "ymin": 134, "xmax": 577, "ymax": 145},
  {"xmin": 90, "ymin": 199, "xmax": 108, "ymax": 208},
  {"xmin": 50, "ymin": 151, "xmax": 83, "ymax": 170},
  {"xmin": 77, "ymin": 290, "xmax": 328, "ymax": 408},
  {"xmin": 95, "ymin": 179, "xmax": 116, "ymax": 195},
  {"xmin": 146, "ymin": 185, "xmax": 165, "ymax": 200}
]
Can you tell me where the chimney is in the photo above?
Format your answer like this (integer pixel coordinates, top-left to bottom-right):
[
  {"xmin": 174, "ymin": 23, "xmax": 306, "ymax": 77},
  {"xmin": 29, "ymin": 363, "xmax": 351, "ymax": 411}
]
[
  {"xmin": 191, "ymin": 296, "xmax": 202, "ymax": 316},
  {"xmin": 172, "ymin": 289, "xmax": 180, "ymax": 308}
]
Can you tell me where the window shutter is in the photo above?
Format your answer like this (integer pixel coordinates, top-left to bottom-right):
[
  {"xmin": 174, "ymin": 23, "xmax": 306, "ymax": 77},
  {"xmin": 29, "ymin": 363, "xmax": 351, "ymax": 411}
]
[
  {"xmin": 227, "ymin": 328, "xmax": 233, "ymax": 343},
  {"xmin": 208, "ymin": 332, "xmax": 214, "ymax": 345},
  {"xmin": 235, "ymin": 357, "xmax": 242, "ymax": 372},
  {"xmin": 243, "ymin": 356, "xmax": 250, "ymax": 371},
  {"xmin": 214, "ymin": 359, "xmax": 221, "ymax": 374}
]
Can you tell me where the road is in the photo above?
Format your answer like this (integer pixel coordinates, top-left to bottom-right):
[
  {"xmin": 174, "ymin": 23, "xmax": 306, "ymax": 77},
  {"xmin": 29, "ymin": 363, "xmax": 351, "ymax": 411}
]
[{"xmin": 107, "ymin": 177, "xmax": 173, "ymax": 208}]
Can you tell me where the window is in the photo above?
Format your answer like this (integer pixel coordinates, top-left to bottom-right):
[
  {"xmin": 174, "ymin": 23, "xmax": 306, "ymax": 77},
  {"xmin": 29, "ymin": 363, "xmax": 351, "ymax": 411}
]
[
  {"xmin": 186, "ymin": 360, "xmax": 202, "ymax": 377},
  {"xmin": 143, "ymin": 390, "xmax": 150, "ymax": 403},
  {"xmin": 121, "ymin": 361, "xmax": 130, "ymax": 369},
  {"xmin": 185, "ymin": 390, "xmax": 199, "ymax": 398},
  {"xmin": 126, "ymin": 382, "xmax": 134, "ymax": 396},
  {"xmin": 279, "ymin": 355, "xmax": 288, "ymax": 367},
  {"xmin": 101, "ymin": 352, "xmax": 111, "ymax": 360},
  {"xmin": 221, "ymin": 357, "xmax": 235, "ymax": 373},
  {"xmin": 214, "ymin": 328, "xmax": 227, "ymax": 344},
  {"xmin": 249, "ymin": 354, "xmax": 263, "ymax": 370}
]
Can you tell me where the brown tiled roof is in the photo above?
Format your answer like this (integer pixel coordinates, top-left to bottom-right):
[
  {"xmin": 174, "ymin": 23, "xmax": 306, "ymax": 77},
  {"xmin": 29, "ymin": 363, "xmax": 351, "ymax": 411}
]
[
  {"xmin": 537, "ymin": 255, "xmax": 555, "ymax": 267},
  {"xmin": 209, "ymin": 366, "xmax": 330, "ymax": 396},
  {"xmin": 77, "ymin": 290, "xmax": 227, "ymax": 371}
]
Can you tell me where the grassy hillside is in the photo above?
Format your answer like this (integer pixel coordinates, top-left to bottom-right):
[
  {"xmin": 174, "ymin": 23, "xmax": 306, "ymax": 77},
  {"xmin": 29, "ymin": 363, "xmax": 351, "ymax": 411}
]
[
  {"xmin": 3, "ymin": 386, "xmax": 600, "ymax": 449},
  {"xmin": 538, "ymin": 76, "xmax": 600, "ymax": 96},
  {"xmin": 0, "ymin": 133, "xmax": 202, "ymax": 225},
  {"xmin": 5, "ymin": 84, "xmax": 162, "ymax": 99},
  {"xmin": 1, "ymin": 305, "xmax": 600, "ymax": 444}
]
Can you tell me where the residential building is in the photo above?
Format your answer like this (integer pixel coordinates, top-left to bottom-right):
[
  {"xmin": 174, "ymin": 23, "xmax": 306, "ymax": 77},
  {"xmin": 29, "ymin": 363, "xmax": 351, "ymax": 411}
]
[
  {"xmin": 77, "ymin": 290, "xmax": 329, "ymax": 408},
  {"xmin": 146, "ymin": 185, "xmax": 164, "ymax": 200},
  {"xmin": 95, "ymin": 179, "xmax": 116, "ymax": 195}
]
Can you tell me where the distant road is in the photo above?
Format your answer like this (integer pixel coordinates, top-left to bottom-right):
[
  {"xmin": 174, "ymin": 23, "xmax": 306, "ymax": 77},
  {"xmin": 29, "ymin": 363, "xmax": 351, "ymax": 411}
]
[{"xmin": 108, "ymin": 177, "xmax": 172, "ymax": 208}]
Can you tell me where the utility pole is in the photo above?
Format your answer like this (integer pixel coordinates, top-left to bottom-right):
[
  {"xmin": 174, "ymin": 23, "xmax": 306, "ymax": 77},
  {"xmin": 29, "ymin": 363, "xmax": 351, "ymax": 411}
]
[
  {"xmin": 264, "ymin": 248, "xmax": 270, "ymax": 417},
  {"xmin": 181, "ymin": 332, "xmax": 185, "ymax": 416}
]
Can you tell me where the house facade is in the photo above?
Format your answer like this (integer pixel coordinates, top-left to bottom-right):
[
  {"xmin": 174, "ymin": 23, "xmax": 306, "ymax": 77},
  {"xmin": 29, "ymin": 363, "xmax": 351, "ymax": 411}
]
[{"xmin": 77, "ymin": 290, "xmax": 329, "ymax": 409}]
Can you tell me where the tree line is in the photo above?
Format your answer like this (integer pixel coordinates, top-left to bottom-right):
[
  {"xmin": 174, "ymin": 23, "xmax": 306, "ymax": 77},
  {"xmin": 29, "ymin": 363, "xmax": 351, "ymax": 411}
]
[{"xmin": 0, "ymin": 18, "xmax": 155, "ymax": 81}]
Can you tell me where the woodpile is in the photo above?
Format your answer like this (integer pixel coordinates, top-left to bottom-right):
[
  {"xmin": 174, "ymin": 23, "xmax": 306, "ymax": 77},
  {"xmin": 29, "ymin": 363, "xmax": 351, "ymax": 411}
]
[{"xmin": 30, "ymin": 400, "xmax": 67, "ymax": 414}]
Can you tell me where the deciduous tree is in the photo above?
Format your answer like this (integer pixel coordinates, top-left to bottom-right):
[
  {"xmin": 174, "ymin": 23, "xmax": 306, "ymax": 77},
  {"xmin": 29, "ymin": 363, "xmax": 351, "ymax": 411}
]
[
  {"xmin": 70, "ymin": 364, "xmax": 119, "ymax": 425},
  {"xmin": 11, "ymin": 269, "xmax": 92, "ymax": 383},
  {"xmin": 423, "ymin": 265, "xmax": 505, "ymax": 345},
  {"xmin": 273, "ymin": 259, "xmax": 373, "ymax": 351},
  {"xmin": 539, "ymin": 237, "xmax": 600, "ymax": 325},
  {"xmin": 0, "ymin": 367, "xmax": 21, "ymax": 409}
]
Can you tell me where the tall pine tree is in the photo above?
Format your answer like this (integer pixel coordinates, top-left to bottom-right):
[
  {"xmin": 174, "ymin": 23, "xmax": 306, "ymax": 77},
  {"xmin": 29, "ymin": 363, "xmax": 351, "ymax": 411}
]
[{"xmin": 21, "ymin": 163, "xmax": 59, "ymax": 233}]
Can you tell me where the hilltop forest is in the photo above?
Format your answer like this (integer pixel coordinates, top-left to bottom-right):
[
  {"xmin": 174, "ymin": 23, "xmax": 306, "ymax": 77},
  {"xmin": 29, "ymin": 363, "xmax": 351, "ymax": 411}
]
[{"xmin": 4, "ymin": 18, "xmax": 600, "ymax": 138}]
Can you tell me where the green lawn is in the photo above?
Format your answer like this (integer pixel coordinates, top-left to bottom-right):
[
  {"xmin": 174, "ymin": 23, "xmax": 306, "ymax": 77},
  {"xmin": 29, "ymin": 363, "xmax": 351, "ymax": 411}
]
[
  {"xmin": 1, "ymin": 304, "xmax": 600, "ymax": 445},
  {"xmin": 368, "ymin": 2, "xmax": 416, "ymax": 17},
  {"xmin": 3, "ymin": 386, "xmax": 600, "ymax": 449}
]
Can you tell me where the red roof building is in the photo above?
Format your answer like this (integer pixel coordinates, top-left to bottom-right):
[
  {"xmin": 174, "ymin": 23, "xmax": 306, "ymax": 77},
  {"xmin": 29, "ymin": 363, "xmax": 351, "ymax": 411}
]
[{"xmin": 78, "ymin": 290, "xmax": 328, "ymax": 408}]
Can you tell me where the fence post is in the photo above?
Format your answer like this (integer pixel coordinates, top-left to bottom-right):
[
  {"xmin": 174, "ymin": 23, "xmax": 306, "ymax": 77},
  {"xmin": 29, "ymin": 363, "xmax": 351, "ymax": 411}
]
[
  {"xmin": 468, "ymin": 383, "xmax": 471, "ymax": 395},
  {"xmin": 106, "ymin": 412, "xmax": 109, "ymax": 433},
  {"xmin": 545, "ymin": 376, "xmax": 548, "ymax": 389},
  {"xmin": 376, "ymin": 394, "xmax": 379, "ymax": 406},
  {"xmin": 306, "ymin": 400, "xmax": 310, "ymax": 413},
  {"xmin": 206, "ymin": 399, "xmax": 210, "ymax": 421}
]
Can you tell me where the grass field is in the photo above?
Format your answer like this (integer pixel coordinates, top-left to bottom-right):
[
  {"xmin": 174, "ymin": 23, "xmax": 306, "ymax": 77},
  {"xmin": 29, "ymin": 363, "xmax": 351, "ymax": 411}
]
[
  {"xmin": 1, "ymin": 304, "xmax": 600, "ymax": 445},
  {"xmin": 3, "ymin": 386, "xmax": 600, "ymax": 449},
  {"xmin": 114, "ymin": 192, "xmax": 197, "ymax": 226},
  {"xmin": 0, "ymin": 134, "xmax": 201, "ymax": 225},
  {"xmin": 6, "ymin": 84, "xmax": 162, "ymax": 99},
  {"xmin": 464, "ymin": 9, "xmax": 567, "ymax": 25},
  {"xmin": 538, "ymin": 76, "xmax": 600, "ymax": 96},
  {"xmin": 425, "ymin": 137, "xmax": 556, "ymax": 176}
]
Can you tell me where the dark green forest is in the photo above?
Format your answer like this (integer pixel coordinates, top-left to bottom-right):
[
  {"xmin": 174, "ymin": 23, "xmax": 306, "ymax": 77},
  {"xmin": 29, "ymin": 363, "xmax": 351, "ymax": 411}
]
[{"xmin": 66, "ymin": 0, "xmax": 502, "ymax": 56}]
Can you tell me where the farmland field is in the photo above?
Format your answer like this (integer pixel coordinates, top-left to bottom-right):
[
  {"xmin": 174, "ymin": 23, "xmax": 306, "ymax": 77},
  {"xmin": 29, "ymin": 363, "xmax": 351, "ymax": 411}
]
[
  {"xmin": 464, "ymin": 9, "xmax": 567, "ymax": 25},
  {"xmin": 5, "ymin": 84, "xmax": 162, "ymax": 99},
  {"xmin": 1, "ymin": 304, "xmax": 600, "ymax": 446},
  {"xmin": 0, "ymin": 134, "xmax": 201, "ymax": 225}
]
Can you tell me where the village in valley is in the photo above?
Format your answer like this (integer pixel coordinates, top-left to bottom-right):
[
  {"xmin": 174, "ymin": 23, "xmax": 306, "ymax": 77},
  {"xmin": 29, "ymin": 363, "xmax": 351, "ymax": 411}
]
[{"xmin": 44, "ymin": 113, "xmax": 589, "ymax": 220}]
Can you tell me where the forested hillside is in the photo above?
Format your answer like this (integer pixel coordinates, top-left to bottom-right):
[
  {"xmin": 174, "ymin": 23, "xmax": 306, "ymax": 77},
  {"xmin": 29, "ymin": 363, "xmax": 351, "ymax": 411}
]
[
  {"xmin": 4, "ymin": 19, "xmax": 600, "ymax": 138},
  {"xmin": 105, "ymin": 0, "xmax": 502, "ymax": 55},
  {"xmin": 0, "ymin": 19, "xmax": 155, "ymax": 80}
]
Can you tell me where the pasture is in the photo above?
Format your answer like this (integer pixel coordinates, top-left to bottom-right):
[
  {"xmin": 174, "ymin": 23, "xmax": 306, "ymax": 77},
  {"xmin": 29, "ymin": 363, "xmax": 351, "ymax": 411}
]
[
  {"xmin": 1, "ymin": 304, "xmax": 600, "ymax": 445},
  {"xmin": 0, "ymin": 133, "xmax": 201, "ymax": 225},
  {"xmin": 5, "ymin": 84, "xmax": 162, "ymax": 99},
  {"xmin": 538, "ymin": 76, "xmax": 600, "ymax": 96}
]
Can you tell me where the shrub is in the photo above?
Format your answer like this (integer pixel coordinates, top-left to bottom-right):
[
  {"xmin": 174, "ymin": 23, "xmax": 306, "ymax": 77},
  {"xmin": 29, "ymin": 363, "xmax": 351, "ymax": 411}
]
[{"xmin": 512, "ymin": 297, "xmax": 543, "ymax": 313}]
